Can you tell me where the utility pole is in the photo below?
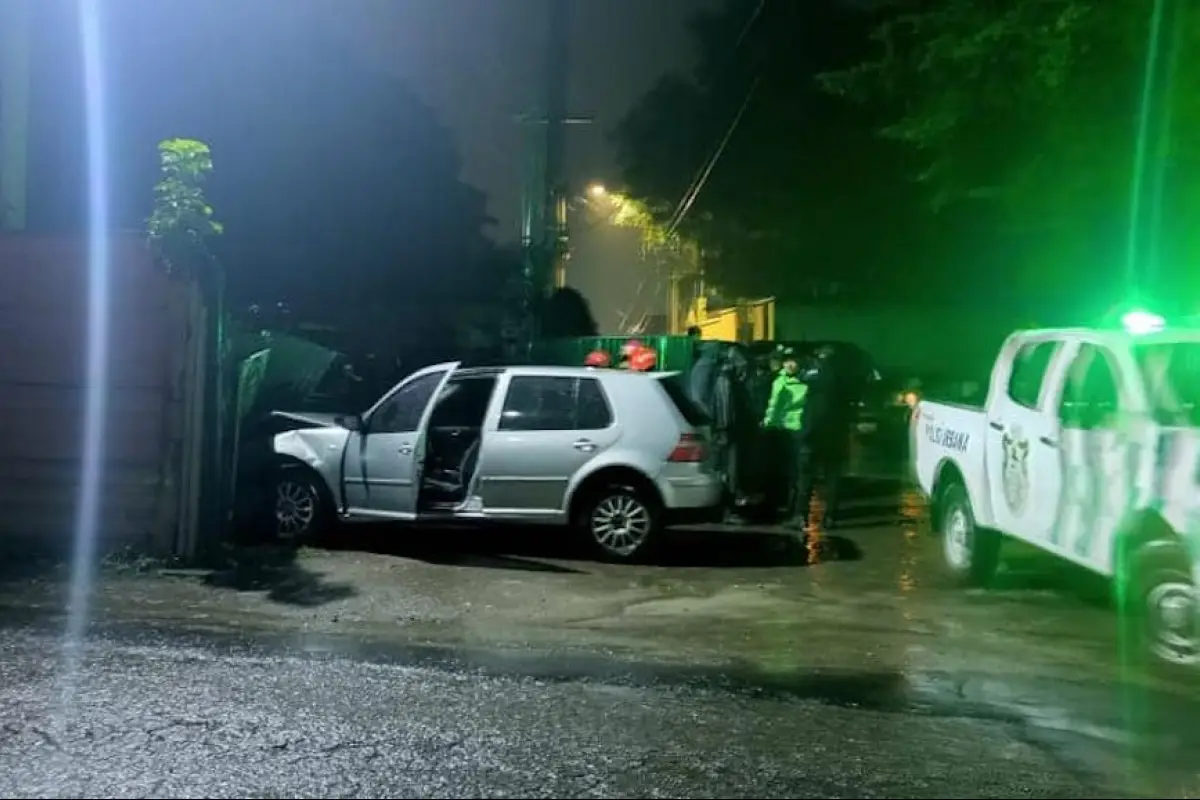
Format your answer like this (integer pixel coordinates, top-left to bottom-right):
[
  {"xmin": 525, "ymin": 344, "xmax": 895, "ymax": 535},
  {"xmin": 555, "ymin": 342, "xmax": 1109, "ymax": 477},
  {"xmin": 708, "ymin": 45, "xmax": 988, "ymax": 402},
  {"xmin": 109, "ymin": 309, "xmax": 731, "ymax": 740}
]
[
  {"xmin": 543, "ymin": 0, "xmax": 569, "ymax": 292},
  {"xmin": 510, "ymin": 0, "xmax": 590, "ymax": 355}
]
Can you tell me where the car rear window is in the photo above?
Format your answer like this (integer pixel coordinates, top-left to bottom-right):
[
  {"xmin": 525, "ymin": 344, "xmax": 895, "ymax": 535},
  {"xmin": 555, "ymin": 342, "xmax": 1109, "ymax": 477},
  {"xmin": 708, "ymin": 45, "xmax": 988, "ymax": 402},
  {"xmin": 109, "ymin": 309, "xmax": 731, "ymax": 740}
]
[{"xmin": 655, "ymin": 375, "xmax": 710, "ymax": 427}]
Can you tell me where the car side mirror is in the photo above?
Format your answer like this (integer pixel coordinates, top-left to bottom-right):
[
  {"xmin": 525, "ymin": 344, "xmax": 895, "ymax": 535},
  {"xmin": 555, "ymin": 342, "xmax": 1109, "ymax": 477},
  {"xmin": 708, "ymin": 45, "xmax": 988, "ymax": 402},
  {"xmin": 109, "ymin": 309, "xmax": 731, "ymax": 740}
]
[{"xmin": 335, "ymin": 414, "xmax": 363, "ymax": 432}]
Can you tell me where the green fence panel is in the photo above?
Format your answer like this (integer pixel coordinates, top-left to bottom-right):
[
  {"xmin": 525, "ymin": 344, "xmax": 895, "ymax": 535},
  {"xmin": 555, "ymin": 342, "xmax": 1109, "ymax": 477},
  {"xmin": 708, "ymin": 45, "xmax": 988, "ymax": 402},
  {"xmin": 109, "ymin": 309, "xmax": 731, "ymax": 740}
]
[{"xmin": 533, "ymin": 335, "xmax": 696, "ymax": 372}]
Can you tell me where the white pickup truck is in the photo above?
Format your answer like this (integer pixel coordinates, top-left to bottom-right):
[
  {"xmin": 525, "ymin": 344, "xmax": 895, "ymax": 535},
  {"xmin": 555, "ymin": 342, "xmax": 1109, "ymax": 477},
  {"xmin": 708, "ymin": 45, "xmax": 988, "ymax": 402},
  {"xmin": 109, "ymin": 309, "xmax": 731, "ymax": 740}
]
[{"xmin": 913, "ymin": 327, "xmax": 1200, "ymax": 668}]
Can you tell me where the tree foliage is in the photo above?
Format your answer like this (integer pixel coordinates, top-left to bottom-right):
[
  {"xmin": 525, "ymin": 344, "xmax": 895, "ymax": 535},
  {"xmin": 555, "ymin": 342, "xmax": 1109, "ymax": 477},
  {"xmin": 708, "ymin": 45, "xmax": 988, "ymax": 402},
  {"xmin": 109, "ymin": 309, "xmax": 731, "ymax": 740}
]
[
  {"xmin": 612, "ymin": 0, "xmax": 924, "ymax": 300},
  {"xmin": 147, "ymin": 138, "xmax": 223, "ymax": 276},
  {"xmin": 820, "ymin": 3, "xmax": 1147, "ymax": 222},
  {"xmin": 539, "ymin": 287, "xmax": 599, "ymax": 339},
  {"xmin": 594, "ymin": 191, "xmax": 702, "ymax": 277},
  {"xmin": 616, "ymin": 0, "xmax": 1200, "ymax": 304},
  {"xmin": 819, "ymin": 0, "xmax": 1200, "ymax": 300}
]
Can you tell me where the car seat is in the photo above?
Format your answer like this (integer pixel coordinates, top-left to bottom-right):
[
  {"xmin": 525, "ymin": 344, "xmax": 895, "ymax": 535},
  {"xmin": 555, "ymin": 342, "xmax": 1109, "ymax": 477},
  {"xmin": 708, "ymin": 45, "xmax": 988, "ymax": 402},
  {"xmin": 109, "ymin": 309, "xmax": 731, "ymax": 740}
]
[{"xmin": 421, "ymin": 437, "xmax": 481, "ymax": 500}]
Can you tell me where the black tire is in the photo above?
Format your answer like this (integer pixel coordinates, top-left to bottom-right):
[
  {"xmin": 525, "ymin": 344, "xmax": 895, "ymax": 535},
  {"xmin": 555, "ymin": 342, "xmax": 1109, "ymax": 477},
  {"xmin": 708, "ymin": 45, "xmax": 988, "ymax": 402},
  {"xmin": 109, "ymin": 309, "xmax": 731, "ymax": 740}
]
[
  {"xmin": 1124, "ymin": 539, "xmax": 1198, "ymax": 677},
  {"xmin": 576, "ymin": 483, "xmax": 661, "ymax": 563},
  {"xmin": 271, "ymin": 466, "xmax": 331, "ymax": 546},
  {"xmin": 937, "ymin": 481, "xmax": 1001, "ymax": 587}
]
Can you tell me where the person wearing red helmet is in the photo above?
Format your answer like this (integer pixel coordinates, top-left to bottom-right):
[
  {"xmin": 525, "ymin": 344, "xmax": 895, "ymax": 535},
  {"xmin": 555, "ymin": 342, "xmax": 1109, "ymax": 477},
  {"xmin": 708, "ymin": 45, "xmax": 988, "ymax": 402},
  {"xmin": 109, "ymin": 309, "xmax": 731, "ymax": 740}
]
[
  {"xmin": 617, "ymin": 339, "xmax": 643, "ymax": 369},
  {"xmin": 584, "ymin": 349, "xmax": 611, "ymax": 368},
  {"xmin": 628, "ymin": 346, "xmax": 657, "ymax": 372}
]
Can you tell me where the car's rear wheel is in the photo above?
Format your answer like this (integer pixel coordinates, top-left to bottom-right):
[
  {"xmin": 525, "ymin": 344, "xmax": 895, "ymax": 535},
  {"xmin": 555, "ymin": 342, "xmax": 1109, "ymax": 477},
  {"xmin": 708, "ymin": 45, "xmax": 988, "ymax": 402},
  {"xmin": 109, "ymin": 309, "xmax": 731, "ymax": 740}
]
[
  {"xmin": 1126, "ymin": 539, "xmax": 1199, "ymax": 676},
  {"xmin": 273, "ymin": 468, "xmax": 329, "ymax": 545},
  {"xmin": 938, "ymin": 481, "xmax": 1001, "ymax": 586},
  {"xmin": 579, "ymin": 484, "xmax": 660, "ymax": 563}
]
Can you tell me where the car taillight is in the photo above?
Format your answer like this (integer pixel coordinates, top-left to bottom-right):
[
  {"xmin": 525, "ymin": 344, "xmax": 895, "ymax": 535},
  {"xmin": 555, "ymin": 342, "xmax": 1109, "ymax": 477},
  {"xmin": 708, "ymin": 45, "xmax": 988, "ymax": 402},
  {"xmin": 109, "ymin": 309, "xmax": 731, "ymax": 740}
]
[{"xmin": 668, "ymin": 433, "xmax": 707, "ymax": 463}]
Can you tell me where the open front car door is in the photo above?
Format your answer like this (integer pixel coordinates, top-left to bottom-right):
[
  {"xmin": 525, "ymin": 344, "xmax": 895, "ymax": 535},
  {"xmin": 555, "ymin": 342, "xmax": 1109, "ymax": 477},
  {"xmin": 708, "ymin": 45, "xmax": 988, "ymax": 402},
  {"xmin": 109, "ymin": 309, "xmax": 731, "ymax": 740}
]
[{"xmin": 341, "ymin": 361, "xmax": 460, "ymax": 519}]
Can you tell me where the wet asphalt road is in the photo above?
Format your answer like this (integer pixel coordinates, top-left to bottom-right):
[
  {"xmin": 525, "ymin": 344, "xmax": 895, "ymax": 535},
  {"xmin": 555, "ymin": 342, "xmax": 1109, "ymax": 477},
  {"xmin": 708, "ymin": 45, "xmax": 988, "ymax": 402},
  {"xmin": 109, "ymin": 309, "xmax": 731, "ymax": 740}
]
[
  {"xmin": 2, "ymin": 469, "xmax": 1200, "ymax": 797},
  {"xmin": 0, "ymin": 626, "xmax": 1141, "ymax": 798}
]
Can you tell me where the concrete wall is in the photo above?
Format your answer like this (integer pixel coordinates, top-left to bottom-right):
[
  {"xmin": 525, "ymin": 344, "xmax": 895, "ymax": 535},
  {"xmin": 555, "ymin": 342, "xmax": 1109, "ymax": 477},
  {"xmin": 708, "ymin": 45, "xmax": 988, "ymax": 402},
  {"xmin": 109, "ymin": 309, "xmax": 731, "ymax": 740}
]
[{"xmin": 0, "ymin": 233, "xmax": 196, "ymax": 555}]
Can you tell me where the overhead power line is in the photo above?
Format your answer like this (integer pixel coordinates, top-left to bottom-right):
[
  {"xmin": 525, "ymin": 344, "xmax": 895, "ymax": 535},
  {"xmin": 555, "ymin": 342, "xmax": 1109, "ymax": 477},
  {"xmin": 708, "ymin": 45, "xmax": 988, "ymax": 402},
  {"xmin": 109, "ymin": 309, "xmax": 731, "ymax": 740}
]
[{"xmin": 664, "ymin": 0, "xmax": 766, "ymax": 237}]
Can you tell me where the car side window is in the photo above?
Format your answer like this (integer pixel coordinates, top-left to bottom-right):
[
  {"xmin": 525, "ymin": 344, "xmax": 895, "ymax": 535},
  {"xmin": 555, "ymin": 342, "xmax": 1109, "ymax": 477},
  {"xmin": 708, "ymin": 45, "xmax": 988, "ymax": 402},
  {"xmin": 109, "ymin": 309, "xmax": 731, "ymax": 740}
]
[
  {"xmin": 370, "ymin": 370, "xmax": 447, "ymax": 433},
  {"xmin": 1006, "ymin": 341, "xmax": 1058, "ymax": 408},
  {"xmin": 499, "ymin": 376, "xmax": 613, "ymax": 431},
  {"xmin": 428, "ymin": 377, "xmax": 498, "ymax": 428},
  {"xmin": 1059, "ymin": 345, "xmax": 1120, "ymax": 429},
  {"xmin": 576, "ymin": 377, "xmax": 614, "ymax": 429}
]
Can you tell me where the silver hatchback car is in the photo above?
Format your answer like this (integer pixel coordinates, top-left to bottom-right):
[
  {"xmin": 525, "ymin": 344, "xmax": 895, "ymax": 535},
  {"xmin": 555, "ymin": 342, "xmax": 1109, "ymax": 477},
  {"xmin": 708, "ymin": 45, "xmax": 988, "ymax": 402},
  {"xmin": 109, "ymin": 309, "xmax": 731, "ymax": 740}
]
[{"xmin": 269, "ymin": 361, "xmax": 724, "ymax": 561}]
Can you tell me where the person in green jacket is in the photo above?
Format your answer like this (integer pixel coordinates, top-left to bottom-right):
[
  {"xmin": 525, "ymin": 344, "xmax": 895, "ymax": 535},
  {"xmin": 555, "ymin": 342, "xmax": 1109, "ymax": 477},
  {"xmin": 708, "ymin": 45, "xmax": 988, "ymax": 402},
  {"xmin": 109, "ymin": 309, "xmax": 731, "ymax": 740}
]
[
  {"xmin": 762, "ymin": 350, "xmax": 807, "ymax": 430},
  {"xmin": 761, "ymin": 347, "xmax": 808, "ymax": 525}
]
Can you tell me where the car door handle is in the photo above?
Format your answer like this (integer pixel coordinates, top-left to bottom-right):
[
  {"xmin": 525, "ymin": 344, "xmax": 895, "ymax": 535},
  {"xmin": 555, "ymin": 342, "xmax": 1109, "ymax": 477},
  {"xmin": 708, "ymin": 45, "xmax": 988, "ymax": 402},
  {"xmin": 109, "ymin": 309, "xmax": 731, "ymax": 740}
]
[
  {"xmin": 573, "ymin": 439, "xmax": 596, "ymax": 453},
  {"xmin": 398, "ymin": 444, "xmax": 414, "ymax": 456},
  {"xmin": 1039, "ymin": 436, "xmax": 1057, "ymax": 448},
  {"xmin": 988, "ymin": 421, "xmax": 1004, "ymax": 431}
]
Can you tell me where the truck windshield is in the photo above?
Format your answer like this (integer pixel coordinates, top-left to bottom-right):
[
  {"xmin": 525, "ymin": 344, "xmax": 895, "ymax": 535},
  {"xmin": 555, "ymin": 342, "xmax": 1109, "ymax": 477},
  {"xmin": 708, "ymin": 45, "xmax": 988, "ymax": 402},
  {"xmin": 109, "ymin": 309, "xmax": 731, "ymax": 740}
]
[{"xmin": 1134, "ymin": 343, "xmax": 1200, "ymax": 426}]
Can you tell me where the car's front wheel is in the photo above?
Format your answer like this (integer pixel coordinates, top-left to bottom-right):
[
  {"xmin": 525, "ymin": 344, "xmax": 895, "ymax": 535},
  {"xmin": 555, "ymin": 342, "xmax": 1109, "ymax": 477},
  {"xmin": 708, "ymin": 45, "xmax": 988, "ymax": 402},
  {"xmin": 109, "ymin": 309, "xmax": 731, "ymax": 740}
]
[
  {"xmin": 579, "ymin": 484, "xmax": 661, "ymax": 563},
  {"xmin": 272, "ymin": 468, "xmax": 329, "ymax": 545}
]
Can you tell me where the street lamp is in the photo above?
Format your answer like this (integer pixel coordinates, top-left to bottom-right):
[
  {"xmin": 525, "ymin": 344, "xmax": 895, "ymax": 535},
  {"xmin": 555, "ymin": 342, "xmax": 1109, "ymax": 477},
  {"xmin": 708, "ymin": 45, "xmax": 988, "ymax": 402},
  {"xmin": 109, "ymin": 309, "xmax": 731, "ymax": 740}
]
[{"xmin": 587, "ymin": 182, "xmax": 607, "ymax": 199}]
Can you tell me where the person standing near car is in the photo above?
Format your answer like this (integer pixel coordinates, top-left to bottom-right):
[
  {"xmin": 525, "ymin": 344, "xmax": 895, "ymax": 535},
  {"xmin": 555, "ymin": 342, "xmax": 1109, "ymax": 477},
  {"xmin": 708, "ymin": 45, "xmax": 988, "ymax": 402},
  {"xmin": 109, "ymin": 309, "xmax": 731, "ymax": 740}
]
[
  {"xmin": 713, "ymin": 344, "xmax": 755, "ymax": 521},
  {"xmin": 762, "ymin": 347, "xmax": 808, "ymax": 525},
  {"xmin": 794, "ymin": 344, "xmax": 852, "ymax": 530},
  {"xmin": 688, "ymin": 339, "xmax": 719, "ymax": 417}
]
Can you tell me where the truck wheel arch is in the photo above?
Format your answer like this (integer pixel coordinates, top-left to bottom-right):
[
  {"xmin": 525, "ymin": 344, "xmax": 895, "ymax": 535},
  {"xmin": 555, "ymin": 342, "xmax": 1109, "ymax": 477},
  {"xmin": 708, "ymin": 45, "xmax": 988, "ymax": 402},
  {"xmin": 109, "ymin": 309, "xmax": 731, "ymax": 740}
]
[
  {"xmin": 930, "ymin": 459, "xmax": 966, "ymax": 529},
  {"xmin": 1112, "ymin": 509, "xmax": 1185, "ymax": 585}
]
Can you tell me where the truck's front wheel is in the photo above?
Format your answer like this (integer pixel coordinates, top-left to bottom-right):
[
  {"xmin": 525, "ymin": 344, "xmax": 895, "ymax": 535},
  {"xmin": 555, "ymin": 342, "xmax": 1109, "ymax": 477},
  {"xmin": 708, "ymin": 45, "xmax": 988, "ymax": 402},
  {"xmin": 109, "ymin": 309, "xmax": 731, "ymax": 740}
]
[{"xmin": 938, "ymin": 482, "xmax": 1001, "ymax": 587}]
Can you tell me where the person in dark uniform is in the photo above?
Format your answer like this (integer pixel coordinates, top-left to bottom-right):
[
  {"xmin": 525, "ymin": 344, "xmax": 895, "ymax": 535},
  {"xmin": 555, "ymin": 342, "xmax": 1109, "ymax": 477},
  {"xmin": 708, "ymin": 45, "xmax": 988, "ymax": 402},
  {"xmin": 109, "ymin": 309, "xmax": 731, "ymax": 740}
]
[
  {"xmin": 748, "ymin": 347, "xmax": 785, "ymax": 518},
  {"xmin": 713, "ymin": 344, "xmax": 754, "ymax": 520},
  {"xmin": 793, "ymin": 344, "xmax": 853, "ymax": 529},
  {"xmin": 688, "ymin": 340, "xmax": 719, "ymax": 417}
]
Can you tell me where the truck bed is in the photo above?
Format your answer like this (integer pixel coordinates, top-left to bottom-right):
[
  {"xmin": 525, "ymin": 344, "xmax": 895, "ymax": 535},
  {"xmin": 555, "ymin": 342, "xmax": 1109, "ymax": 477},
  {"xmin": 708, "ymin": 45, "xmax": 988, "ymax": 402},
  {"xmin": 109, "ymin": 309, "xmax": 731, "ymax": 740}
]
[{"xmin": 911, "ymin": 400, "xmax": 988, "ymax": 501}]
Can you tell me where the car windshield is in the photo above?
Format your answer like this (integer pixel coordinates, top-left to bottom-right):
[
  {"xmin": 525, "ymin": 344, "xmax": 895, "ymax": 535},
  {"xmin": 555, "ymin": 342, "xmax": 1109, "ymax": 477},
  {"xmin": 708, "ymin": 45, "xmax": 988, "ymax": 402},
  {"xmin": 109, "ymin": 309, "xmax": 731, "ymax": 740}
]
[{"xmin": 1134, "ymin": 342, "xmax": 1200, "ymax": 426}]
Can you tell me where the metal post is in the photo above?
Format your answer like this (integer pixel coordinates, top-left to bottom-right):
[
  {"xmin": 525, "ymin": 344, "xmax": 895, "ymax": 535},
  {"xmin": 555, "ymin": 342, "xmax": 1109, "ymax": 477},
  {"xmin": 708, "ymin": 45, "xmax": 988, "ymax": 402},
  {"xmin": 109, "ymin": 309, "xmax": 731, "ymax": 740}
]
[
  {"xmin": 510, "ymin": 0, "xmax": 590, "ymax": 355},
  {"xmin": 667, "ymin": 269, "xmax": 680, "ymax": 335},
  {"xmin": 544, "ymin": 0, "xmax": 569, "ymax": 293}
]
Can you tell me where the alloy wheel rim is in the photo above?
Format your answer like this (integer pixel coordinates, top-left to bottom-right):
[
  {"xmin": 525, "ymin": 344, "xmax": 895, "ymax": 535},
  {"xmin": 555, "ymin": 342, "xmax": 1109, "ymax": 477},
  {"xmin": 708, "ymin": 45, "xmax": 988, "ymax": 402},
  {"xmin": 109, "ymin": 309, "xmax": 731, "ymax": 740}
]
[
  {"xmin": 591, "ymin": 494, "xmax": 651, "ymax": 556},
  {"xmin": 276, "ymin": 480, "xmax": 316, "ymax": 539}
]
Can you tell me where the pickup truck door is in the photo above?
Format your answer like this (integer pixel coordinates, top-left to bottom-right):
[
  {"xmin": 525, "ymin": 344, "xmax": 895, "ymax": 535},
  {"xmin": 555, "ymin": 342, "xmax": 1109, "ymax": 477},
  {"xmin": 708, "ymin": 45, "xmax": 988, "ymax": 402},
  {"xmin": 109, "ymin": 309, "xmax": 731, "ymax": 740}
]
[
  {"xmin": 342, "ymin": 361, "xmax": 460, "ymax": 519},
  {"xmin": 984, "ymin": 339, "xmax": 1070, "ymax": 542},
  {"xmin": 1052, "ymin": 344, "xmax": 1135, "ymax": 567}
]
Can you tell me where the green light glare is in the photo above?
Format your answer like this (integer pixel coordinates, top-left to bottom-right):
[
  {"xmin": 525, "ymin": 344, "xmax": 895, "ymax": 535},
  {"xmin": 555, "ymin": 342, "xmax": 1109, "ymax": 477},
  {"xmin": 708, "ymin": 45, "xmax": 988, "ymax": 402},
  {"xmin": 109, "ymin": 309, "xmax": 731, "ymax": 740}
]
[{"xmin": 1121, "ymin": 309, "xmax": 1165, "ymax": 335}]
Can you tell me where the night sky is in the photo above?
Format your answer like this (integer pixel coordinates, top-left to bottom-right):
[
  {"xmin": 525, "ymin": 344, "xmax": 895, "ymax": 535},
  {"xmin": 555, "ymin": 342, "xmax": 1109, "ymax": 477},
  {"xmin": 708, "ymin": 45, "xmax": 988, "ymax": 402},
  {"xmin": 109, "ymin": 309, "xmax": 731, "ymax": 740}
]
[
  {"xmin": 322, "ymin": 0, "xmax": 715, "ymax": 239},
  {"xmin": 21, "ymin": 0, "xmax": 715, "ymax": 330},
  {"xmin": 327, "ymin": 0, "xmax": 716, "ymax": 328}
]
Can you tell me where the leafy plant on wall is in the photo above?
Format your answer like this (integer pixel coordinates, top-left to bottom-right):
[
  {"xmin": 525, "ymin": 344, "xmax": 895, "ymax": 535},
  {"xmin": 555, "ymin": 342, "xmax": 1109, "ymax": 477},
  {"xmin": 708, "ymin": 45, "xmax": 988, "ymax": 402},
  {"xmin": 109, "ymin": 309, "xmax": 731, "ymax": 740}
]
[{"xmin": 147, "ymin": 138, "xmax": 223, "ymax": 276}]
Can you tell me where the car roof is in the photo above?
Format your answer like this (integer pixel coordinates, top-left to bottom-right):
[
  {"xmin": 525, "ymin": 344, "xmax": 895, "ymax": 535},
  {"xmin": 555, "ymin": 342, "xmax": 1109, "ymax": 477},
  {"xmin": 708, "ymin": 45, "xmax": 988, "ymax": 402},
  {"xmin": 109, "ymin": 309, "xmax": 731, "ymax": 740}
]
[{"xmin": 453, "ymin": 364, "xmax": 670, "ymax": 380}]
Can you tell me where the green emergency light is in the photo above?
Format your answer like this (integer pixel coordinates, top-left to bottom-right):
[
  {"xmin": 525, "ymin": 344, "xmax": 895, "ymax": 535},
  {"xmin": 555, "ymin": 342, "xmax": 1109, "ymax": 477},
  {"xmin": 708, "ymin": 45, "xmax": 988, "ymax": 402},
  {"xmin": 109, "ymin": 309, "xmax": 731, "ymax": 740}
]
[{"xmin": 1121, "ymin": 308, "xmax": 1165, "ymax": 335}]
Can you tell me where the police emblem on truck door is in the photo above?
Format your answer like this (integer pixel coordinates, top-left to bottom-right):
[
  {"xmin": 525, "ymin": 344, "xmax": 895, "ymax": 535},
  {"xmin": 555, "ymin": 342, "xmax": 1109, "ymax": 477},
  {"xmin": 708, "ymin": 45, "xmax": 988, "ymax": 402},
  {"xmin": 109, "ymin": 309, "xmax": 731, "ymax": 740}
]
[{"xmin": 1001, "ymin": 431, "xmax": 1030, "ymax": 514}]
